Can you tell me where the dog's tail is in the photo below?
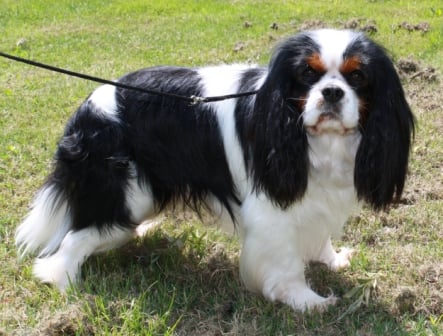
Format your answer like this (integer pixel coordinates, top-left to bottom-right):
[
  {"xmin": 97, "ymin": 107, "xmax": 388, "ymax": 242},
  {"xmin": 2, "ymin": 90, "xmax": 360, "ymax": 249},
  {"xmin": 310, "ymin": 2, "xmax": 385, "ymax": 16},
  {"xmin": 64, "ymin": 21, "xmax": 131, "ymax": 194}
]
[{"xmin": 16, "ymin": 89, "xmax": 132, "ymax": 257}]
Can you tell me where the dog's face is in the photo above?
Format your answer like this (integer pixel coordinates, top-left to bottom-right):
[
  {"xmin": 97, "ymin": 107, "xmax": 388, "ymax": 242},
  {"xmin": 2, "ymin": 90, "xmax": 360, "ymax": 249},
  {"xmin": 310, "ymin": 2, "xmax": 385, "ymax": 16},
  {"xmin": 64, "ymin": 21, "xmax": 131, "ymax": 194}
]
[
  {"xmin": 286, "ymin": 30, "xmax": 371, "ymax": 136},
  {"xmin": 300, "ymin": 53, "xmax": 367, "ymax": 136}
]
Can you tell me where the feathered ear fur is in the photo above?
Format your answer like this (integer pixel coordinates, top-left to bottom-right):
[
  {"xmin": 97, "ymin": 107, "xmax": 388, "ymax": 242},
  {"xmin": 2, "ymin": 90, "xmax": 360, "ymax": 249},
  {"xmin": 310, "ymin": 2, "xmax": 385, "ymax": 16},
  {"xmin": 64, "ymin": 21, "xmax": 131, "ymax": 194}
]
[
  {"xmin": 355, "ymin": 48, "xmax": 415, "ymax": 209},
  {"xmin": 248, "ymin": 36, "xmax": 314, "ymax": 208}
]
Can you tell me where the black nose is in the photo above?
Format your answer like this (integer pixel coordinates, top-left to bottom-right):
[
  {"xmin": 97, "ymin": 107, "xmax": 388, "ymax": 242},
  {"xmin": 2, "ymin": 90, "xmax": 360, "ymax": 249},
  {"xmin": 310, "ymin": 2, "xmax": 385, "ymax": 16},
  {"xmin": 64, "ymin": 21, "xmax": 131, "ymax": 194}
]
[{"xmin": 322, "ymin": 86, "xmax": 344, "ymax": 103}]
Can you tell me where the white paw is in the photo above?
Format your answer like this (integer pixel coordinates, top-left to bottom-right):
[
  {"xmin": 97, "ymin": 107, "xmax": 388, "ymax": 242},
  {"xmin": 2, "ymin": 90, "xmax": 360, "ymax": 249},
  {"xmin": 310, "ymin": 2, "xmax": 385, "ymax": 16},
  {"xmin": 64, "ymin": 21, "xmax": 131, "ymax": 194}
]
[
  {"xmin": 329, "ymin": 247, "xmax": 355, "ymax": 271},
  {"xmin": 263, "ymin": 280, "xmax": 338, "ymax": 312},
  {"xmin": 33, "ymin": 255, "xmax": 80, "ymax": 291},
  {"xmin": 135, "ymin": 217, "xmax": 165, "ymax": 237},
  {"xmin": 306, "ymin": 294, "xmax": 338, "ymax": 312},
  {"xmin": 288, "ymin": 293, "xmax": 338, "ymax": 312}
]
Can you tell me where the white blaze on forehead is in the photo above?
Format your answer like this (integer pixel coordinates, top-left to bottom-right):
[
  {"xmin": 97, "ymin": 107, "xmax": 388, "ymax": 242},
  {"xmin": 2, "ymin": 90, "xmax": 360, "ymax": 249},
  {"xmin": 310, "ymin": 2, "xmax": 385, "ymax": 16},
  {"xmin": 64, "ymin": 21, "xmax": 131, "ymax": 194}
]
[
  {"xmin": 88, "ymin": 84, "xmax": 119, "ymax": 120},
  {"xmin": 309, "ymin": 29, "xmax": 359, "ymax": 69}
]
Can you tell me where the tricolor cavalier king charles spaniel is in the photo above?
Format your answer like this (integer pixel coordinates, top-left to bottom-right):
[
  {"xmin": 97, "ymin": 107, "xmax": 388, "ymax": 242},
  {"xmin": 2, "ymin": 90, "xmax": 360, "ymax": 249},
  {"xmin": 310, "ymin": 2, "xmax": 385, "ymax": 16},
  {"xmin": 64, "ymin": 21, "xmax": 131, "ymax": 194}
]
[{"xmin": 16, "ymin": 29, "xmax": 414, "ymax": 311}]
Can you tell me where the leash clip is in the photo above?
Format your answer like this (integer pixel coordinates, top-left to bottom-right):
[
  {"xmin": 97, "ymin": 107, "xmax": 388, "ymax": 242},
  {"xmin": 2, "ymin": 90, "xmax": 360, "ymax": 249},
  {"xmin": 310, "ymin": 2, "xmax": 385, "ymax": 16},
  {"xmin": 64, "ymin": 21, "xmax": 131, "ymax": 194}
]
[{"xmin": 189, "ymin": 95, "xmax": 207, "ymax": 105}]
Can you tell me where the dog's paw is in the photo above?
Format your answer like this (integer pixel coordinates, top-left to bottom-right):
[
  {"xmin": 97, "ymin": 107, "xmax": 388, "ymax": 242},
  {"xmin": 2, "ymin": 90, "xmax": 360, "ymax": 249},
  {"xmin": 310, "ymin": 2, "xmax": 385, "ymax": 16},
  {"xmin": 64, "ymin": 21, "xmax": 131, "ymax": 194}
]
[
  {"xmin": 328, "ymin": 247, "xmax": 355, "ymax": 271},
  {"xmin": 288, "ymin": 292, "xmax": 338, "ymax": 312},
  {"xmin": 33, "ymin": 255, "xmax": 79, "ymax": 291},
  {"xmin": 135, "ymin": 217, "xmax": 165, "ymax": 237},
  {"xmin": 263, "ymin": 280, "xmax": 338, "ymax": 312}
]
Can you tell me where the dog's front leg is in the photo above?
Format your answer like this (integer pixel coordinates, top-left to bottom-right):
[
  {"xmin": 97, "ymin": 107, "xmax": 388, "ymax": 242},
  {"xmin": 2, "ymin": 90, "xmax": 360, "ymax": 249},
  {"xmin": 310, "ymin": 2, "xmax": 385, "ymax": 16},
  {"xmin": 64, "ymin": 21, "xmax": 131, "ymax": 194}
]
[{"xmin": 239, "ymin": 195, "xmax": 337, "ymax": 312}]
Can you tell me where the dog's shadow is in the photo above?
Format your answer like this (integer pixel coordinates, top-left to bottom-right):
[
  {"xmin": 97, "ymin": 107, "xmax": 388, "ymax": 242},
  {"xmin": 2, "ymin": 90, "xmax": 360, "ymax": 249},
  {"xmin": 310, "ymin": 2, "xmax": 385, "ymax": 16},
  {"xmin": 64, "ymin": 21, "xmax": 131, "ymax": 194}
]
[
  {"xmin": 78, "ymin": 228, "xmax": 406, "ymax": 334},
  {"xmin": 82, "ymin": 227, "xmax": 245, "ymax": 326}
]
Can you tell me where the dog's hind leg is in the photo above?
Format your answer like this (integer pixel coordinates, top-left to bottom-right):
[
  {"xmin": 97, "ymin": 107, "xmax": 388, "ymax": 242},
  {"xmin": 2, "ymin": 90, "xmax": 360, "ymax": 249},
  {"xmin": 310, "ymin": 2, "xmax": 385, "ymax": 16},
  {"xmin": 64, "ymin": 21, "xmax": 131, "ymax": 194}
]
[
  {"xmin": 32, "ymin": 177, "xmax": 156, "ymax": 291},
  {"xmin": 33, "ymin": 226, "xmax": 134, "ymax": 291}
]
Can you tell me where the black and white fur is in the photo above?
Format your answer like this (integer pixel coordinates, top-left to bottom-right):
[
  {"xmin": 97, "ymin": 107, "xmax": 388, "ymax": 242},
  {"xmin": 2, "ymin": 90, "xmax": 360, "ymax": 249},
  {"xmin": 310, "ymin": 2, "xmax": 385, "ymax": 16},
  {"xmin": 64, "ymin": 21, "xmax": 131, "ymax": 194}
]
[{"xmin": 16, "ymin": 29, "xmax": 414, "ymax": 311}]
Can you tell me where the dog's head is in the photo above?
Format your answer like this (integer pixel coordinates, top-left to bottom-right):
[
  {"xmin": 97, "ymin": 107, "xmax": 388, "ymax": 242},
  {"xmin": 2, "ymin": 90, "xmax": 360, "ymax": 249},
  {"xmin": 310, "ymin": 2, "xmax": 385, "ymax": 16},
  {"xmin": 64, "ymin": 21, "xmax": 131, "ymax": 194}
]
[{"xmin": 250, "ymin": 29, "xmax": 415, "ymax": 209}]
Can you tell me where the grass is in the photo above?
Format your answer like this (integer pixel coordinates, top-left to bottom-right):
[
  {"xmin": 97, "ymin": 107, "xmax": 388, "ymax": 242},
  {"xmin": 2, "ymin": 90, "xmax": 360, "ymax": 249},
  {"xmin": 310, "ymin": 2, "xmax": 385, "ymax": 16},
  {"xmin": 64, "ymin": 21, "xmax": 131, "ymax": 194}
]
[{"xmin": 1, "ymin": 0, "xmax": 442, "ymax": 335}]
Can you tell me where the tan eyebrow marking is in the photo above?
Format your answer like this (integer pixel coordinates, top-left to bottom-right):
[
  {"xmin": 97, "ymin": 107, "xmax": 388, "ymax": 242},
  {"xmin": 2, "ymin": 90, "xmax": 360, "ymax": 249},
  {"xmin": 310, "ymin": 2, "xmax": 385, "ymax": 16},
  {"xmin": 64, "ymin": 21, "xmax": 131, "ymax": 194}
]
[
  {"xmin": 340, "ymin": 55, "xmax": 362, "ymax": 74},
  {"xmin": 306, "ymin": 53, "xmax": 327, "ymax": 73}
]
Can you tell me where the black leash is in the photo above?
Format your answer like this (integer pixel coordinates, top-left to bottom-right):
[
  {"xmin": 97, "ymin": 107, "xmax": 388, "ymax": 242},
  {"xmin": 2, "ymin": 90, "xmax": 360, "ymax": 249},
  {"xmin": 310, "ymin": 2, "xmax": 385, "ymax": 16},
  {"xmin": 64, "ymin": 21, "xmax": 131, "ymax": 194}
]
[{"xmin": 0, "ymin": 51, "xmax": 258, "ymax": 105}]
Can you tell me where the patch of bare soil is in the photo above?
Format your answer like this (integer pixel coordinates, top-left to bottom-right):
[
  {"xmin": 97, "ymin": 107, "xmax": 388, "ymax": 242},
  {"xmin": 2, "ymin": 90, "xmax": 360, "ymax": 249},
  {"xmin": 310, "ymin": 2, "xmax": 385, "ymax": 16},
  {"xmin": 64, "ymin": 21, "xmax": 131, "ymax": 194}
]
[
  {"xmin": 419, "ymin": 263, "xmax": 443, "ymax": 315},
  {"xmin": 299, "ymin": 19, "xmax": 328, "ymax": 30},
  {"xmin": 393, "ymin": 264, "xmax": 443, "ymax": 315},
  {"xmin": 342, "ymin": 18, "xmax": 378, "ymax": 33},
  {"xmin": 397, "ymin": 58, "xmax": 439, "ymax": 83},
  {"xmin": 404, "ymin": 61, "xmax": 442, "ymax": 121},
  {"xmin": 298, "ymin": 19, "xmax": 431, "ymax": 36},
  {"xmin": 396, "ymin": 21, "xmax": 431, "ymax": 33},
  {"xmin": 298, "ymin": 18, "xmax": 378, "ymax": 33},
  {"xmin": 37, "ymin": 302, "xmax": 95, "ymax": 336}
]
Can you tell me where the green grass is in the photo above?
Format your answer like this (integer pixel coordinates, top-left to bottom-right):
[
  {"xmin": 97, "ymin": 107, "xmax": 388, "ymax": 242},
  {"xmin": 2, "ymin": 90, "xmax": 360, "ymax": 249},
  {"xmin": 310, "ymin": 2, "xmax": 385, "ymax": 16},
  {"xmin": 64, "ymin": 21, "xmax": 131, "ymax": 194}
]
[{"xmin": 1, "ymin": 0, "xmax": 442, "ymax": 335}]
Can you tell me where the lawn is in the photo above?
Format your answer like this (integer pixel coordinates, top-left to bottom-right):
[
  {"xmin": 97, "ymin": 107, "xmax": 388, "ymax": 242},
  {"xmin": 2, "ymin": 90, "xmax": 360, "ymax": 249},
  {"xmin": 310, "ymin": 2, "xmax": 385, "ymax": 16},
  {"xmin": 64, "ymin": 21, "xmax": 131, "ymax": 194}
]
[{"xmin": 1, "ymin": 0, "xmax": 442, "ymax": 335}]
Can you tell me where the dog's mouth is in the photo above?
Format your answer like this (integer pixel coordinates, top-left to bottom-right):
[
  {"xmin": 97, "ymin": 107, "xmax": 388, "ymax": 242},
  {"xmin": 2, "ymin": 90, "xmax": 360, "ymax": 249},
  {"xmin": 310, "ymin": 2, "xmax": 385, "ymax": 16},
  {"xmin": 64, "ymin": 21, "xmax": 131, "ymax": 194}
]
[{"xmin": 305, "ymin": 112, "xmax": 357, "ymax": 136}]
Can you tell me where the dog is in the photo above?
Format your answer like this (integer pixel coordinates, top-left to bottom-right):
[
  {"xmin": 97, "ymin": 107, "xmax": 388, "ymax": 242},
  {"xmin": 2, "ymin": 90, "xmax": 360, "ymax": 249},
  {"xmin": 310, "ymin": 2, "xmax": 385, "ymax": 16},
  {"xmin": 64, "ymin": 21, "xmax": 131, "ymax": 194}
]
[{"xmin": 16, "ymin": 29, "xmax": 414, "ymax": 311}]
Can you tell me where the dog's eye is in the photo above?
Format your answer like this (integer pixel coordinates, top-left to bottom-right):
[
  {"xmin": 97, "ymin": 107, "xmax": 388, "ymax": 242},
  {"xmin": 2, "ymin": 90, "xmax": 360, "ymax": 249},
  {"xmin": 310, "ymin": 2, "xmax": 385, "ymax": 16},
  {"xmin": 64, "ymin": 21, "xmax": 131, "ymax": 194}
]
[
  {"xmin": 347, "ymin": 70, "xmax": 367, "ymax": 87},
  {"xmin": 300, "ymin": 66, "xmax": 322, "ymax": 85}
]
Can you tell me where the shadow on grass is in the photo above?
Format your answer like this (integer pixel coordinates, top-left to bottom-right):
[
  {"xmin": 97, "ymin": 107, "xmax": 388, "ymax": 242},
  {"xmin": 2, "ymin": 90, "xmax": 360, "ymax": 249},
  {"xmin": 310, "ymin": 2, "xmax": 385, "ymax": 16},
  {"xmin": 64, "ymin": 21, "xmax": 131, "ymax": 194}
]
[{"xmin": 52, "ymin": 229, "xmax": 410, "ymax": 335}]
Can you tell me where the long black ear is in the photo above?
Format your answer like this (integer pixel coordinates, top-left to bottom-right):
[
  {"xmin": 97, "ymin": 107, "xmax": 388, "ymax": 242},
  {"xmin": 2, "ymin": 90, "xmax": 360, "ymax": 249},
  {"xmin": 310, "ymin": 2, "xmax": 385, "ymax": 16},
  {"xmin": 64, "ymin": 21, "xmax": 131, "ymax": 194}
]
[
  {"xmin": 248, "ymin": 52, "xmax": 309, "ymax": 209},
  {"xmin": 355, "ymin": 50, "xmax": 415, "ymax": 210}
]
